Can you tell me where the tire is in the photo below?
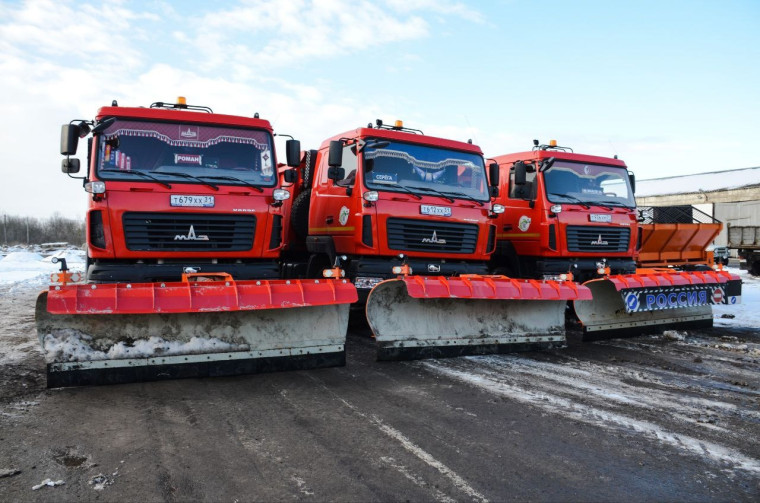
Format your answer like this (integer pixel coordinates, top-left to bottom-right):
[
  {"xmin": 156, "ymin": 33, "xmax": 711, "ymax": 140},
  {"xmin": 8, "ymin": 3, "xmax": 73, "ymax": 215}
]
[
  {"xmin": 750, "ymin": 257, "xmax": 760, "ymax": 277},
  {"xmin": 290, "ymin": 189, "xmax": 311, "ymax": 241}
]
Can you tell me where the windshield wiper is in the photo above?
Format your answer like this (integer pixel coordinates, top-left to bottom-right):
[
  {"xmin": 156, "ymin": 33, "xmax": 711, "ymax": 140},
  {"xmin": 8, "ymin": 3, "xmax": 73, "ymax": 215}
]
[
  {"xmin": 548, "ymin": 192, "xmax": 590, "ymax": 209},
  {"xmin": 405, "ymin": 185, "xmax": 455, "ymax": 203},
  {"xmin": 159, "ymin": 172, "xmax": 219, "ymax": 191},
  {"xmin": 199, "ymin": 175, "xmax": 263, "ymax": 192},
  {"xmin": 380, "ymin": 182, "xmax": 421, "ymax": 200},
  {"xmin": 99, "ymin": 169, "xmax": 172, "ymax": 189},
  {"xmin": 596, "ymin": 200, "xmax": 631, "ymax": 208},
  {"xmin": 438, "ymin": 190, "xmax": 484, "ymax": 206}
]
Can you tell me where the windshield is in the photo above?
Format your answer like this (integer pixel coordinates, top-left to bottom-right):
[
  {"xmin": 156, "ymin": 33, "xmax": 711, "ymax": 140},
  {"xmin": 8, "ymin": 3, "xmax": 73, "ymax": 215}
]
[
  {"xmin": 96, "ymin": 119, "xmax": 276, "ymax": 187},
  {"xmin": 543, "ymin": 161, "xmax": 634, "ymax": 207},
  {"xmin": 362, "ymin": 140, "xmax": 488, "ymax": 202}
]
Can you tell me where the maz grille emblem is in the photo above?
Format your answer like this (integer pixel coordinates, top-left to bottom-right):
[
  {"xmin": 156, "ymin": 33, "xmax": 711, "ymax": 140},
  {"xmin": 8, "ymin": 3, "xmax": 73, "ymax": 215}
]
[
  {"xmin": 174, "ymin": 225, "xmax": 209, "ymax": 241},
  {"xmin": 427, "ymin": 264, "xmax": 441, "ymax": 272},
  {"xmin": 421, "ymin": 231, "xmax": 447, "ymax": 245},
  {"xmin": 590, "ymin": 234, "xmax": 609, "ymax": 246}
]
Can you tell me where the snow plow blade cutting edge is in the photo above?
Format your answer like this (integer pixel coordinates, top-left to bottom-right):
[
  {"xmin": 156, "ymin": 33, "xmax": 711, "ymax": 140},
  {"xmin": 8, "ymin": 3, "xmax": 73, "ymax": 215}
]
[
  {"xmin": 573, "ymin": 269, "xmax": 741, "ymax": 340},
  {"xmin": 36, "ymin": 277, "xmax": 358, "ymax": 387},
  {"xmin": 366, "ymin": 275, "xmax": 592, "ymax": 360}
]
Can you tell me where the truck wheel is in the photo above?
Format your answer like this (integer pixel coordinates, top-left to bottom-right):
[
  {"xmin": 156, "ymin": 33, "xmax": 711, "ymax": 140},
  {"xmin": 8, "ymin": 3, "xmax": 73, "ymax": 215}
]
[
  {"xmin": 751, "ymin": 258, "xmax": 760, "ymax": 276},
  {"xmin": 290, "ymin": 189, "xmax": 311, "ymax": 241}
]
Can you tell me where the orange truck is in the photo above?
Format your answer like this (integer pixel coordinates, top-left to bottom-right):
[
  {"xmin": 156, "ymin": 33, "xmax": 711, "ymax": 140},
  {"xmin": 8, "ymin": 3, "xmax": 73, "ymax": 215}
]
[
  {"xmin": 285, "ymin": 121, "xmax": 590, "ymax": 359},
  {"xmin": 36, "ymin": 97, "xmax": 356, "ymax": 387},
  {"xmin": 490, "ymin": 140, "xmax": 741, "ymax": 338}
]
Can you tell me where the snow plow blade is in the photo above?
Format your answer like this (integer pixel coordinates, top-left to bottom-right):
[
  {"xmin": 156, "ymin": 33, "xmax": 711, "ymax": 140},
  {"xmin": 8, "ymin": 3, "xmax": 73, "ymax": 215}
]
[
  {"xmin": 36, "ymin": 276, "xmax": 358, "ymax": 388},
  {"xmin": 366, "ymin": 275, "xmax": 592, "ymax": 360},
  {"xmin": 574, "ymin": 269, "xmax": 741, "ymax": 340}
]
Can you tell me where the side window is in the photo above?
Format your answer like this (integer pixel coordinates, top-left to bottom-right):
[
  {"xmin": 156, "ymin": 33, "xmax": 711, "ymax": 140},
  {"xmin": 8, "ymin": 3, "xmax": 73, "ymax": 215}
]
[
  {"xmin": 335, "ymin": 144, "xmax": 358, "ymax": 187},
  {"xmin": 509, "ymin": 165, "xmax": 537, "ymax": 200}
]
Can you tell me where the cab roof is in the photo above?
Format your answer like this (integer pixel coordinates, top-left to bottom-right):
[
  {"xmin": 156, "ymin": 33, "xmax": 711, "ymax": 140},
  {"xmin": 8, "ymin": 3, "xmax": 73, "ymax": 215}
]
[
  {"xmin": 319, "ymin": 126, "xmax": 483, "ymax": 156},
  {"xmin": 492, "ymin": 149, "xmax": 627, "ymax": 168},
  {"xmin": 95, "ymin": 105, "xmax": 274, "ymax": 132}
]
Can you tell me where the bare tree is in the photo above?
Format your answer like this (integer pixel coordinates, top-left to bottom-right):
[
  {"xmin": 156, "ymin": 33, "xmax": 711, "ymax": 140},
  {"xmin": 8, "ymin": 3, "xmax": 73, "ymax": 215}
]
[{"xmin": 1, "ymin": 212, "xmax": 85, "ymax": 245}]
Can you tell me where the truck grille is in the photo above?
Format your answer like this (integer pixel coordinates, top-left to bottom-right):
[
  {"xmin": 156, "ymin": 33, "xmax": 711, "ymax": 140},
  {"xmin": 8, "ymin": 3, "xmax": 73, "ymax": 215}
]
[
  {"xmin": 386, "ymin": 218, "xmax": 478, "ymax": 254},
  {"xmin": 123, "ymin": 212, "xmax": 255, "ymax": 251},
  {"xmin": 566, "ymin": 225, "xmax": 630, "ymax": 253}
]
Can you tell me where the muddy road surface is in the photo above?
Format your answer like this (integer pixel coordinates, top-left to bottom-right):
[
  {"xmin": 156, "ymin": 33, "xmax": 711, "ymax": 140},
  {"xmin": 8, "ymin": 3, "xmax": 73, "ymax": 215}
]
[{"xmin": 1, "ymin": 284, "xmax": 759, "ymax": 501}]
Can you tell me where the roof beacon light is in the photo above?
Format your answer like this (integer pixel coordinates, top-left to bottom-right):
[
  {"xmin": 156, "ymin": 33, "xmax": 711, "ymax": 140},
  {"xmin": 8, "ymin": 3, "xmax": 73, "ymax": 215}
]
[
  {"xmin": 549, "ymin": 139, "xmax": 557, "ymax": 147},
  {"xmin": 394, "ymin": 120, "xmax": 403, "ymax": 129},
  {"xmin": 177, "ymin": 96, "xmax": 187, "ymax": 106}
]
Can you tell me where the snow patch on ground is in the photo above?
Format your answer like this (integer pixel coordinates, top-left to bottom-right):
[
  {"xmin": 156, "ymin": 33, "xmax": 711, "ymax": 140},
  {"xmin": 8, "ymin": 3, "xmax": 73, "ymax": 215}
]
[
  {"xmin": 422, "ymin": 356, "xmax": 760, "ymax": 475},
  {"xmin": 713, "ymin": 268, "xmax": 759, "ymax": 329}
]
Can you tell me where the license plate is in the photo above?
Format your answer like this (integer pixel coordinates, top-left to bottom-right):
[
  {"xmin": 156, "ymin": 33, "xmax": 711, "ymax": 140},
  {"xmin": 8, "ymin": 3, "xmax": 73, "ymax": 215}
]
[
  {"xmin": 589, "ymin": 214, "xmax": 612, "ymax": 222},
  {"xmin": 170, "ymin": 195, "xmax": 215, "ymax": 207},
  {"xmin": 420, "ymin": 204, "xmax": 451, "ymax": 217}
]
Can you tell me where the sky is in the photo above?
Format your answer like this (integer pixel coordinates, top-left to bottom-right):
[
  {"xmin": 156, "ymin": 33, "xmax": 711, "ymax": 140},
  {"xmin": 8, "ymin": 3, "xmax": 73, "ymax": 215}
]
[{"xmin": 0, "ymin": 0, "xmax": 758, "ymax": 220}]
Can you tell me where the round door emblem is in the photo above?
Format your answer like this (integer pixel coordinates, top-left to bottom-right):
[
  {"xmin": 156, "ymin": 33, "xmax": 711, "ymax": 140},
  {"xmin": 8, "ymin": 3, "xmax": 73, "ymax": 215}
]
[{"xmin": 339, "ymin": 206, "xmax": 350, "ymax": 226}]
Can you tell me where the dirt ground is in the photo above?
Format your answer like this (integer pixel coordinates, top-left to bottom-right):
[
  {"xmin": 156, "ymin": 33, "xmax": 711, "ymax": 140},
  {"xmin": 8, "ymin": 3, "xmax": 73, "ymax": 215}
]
[{"xmin": 1, "ymin": 284, "xmax": 759, "ymax": 502}]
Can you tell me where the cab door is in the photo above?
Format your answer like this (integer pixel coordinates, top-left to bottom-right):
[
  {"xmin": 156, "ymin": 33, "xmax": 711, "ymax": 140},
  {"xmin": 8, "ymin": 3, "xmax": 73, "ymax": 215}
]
[
  {"xmin": 308, "ymin": 144, "xmax": 360, "ymax": 253},
  {"xmin": 499, "ymin": 161, "xmax": 541, "ymax": 256}
]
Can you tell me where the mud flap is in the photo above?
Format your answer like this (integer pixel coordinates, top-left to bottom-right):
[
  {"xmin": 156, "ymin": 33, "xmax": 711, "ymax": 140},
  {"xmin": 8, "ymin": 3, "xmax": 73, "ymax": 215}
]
[
  {"xmin": 574, "ymin": 270, "xmax": 741, "ymax": 340},
  {"xmin": 36, "ymin": 278, "xmax": 357, "ymax": 387},
  {"xmin": 366, "ymin": 276, "xmax": 591, "ymax": 360}
]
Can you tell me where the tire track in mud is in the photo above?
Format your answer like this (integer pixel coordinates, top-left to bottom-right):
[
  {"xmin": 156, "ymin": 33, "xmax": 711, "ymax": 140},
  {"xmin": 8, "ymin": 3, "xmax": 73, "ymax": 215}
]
[{"xmin": 420, "ymin": 345, "xmax": 760, "ymax": 476}]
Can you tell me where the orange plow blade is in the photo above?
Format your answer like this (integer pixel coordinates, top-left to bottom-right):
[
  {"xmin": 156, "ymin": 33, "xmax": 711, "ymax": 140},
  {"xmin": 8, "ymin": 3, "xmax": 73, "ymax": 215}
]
[
  {"xmin": 573, "ymin": 269, "xmax": 741, "ymax": 340},
  {"xmin": 36, "ymin": 277, "xmax": 357, "ymax": 387},
  {"xmin": 365, "ymin": 275, "xmax": 591, "ymax": 360}
]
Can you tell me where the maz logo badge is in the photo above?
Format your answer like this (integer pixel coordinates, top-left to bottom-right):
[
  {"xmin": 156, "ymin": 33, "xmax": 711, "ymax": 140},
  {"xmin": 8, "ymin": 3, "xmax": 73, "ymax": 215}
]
[
  {"xmin": 421, "ymin": 231, "xmax": 446, "ymax": 244},
  {"xmin": 174, "ymin": 225, "xmax": 209, "ymax": 241}
]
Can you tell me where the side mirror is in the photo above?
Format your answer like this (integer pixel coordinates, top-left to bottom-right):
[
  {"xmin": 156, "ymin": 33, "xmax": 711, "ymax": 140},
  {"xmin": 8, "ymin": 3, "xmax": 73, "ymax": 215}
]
[
  {"xmin": 514, "ymin": 161, "xmax": 527, "ymax": 186},
  {"xmin": 328, "ymin": 140, "xmax": 343, "ymax": 167},
  {"xmin": 285, "ymin": 139, "xmax": 301, "ymax": 167},
  {"xmin": 60, "ymin": 124, "xmax": 80, "ymax": 155},
  {"xmin": 327, "ymin": 166, "xmax": 345, "ymax": 181},
  {"xmin": 489, "ymin": 162, "xmax": 500, "ymax": 187},
  {"xmin": 61, "ymin": 158, "xmax": 81, "ymax": 174},
  {"xmin": 628, "ymin": 170, "xmax": 636, "ymax": 194},
  {"xmin": 283, "ymin": 169, "xmax": 297, "ymax": 184}
]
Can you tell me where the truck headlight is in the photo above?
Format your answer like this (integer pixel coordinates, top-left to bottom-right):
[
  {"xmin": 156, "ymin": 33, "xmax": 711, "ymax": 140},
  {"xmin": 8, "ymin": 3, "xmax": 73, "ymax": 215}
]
[
  {"xmin": 273, "ymin": 189, "xmax": 290, "ymax": 201},
  {"xmin": 85, "ymin": 181, "xmax": 106, "ymax": 194},
  {"xmin": 363, "ymin": 191, "xmax": 379, "ymax": 202}
]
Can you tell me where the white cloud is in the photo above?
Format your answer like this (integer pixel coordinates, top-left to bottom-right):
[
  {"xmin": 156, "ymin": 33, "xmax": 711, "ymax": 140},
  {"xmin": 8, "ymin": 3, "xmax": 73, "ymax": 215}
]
[
  {"xmin": 187, "ymin": 0, "xmax": 432, "ymax": 73},
  {"xmin": 0, "ymin": 0, "xmax": 488, "ymax": 218},
  {"xmin": 385, "ymin": 0, "xmax": 486, "ymax": 24}
]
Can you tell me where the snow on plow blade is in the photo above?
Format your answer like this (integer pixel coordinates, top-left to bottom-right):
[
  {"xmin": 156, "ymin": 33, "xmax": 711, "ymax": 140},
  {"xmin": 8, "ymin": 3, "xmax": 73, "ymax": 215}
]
[
  {"xmin": 36, "ymin": 277, "xmax": 358, "ymax": 387},
  {"xmin": 366, "ymin": 275, "xmax": 592, "ymax": 360},
  {"xmin": 574, "ymin": 269, "xmax": 741, "ymax": 340}
]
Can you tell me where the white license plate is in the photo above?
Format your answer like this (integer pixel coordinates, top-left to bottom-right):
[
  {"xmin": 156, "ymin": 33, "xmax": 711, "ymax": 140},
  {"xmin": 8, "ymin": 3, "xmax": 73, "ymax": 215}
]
[
  {"xmin": 420, "ymin": 204, "xmax": 452, "ymax": 217},
  {"xmin": 589, "ymin": 214, "xmax": 612, "ymax": 222},
  {"xmin": 170, "ymin": 195, "xmax": 215, "ymax": 207}
]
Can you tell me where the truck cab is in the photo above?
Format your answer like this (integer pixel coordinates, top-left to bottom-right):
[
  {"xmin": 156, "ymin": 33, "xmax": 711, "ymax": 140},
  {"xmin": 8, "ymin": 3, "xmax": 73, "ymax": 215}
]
[
  {"xmin": 491, "ymin": 140, "xmax": 638, "ymax": 282},
  {"xmin": 61, "ymin": 98, "xmax": 300, "ymax": 282},
  {"xmin": 298, "ymin": 120, "xmax": 501, "ymax": 294}
]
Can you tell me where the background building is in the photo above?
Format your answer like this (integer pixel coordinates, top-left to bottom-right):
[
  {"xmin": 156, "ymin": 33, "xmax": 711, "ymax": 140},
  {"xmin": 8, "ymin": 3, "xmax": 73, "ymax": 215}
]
[{"xmin": 635, "ymin": 167, "xmax": 760, "ymax": 247}]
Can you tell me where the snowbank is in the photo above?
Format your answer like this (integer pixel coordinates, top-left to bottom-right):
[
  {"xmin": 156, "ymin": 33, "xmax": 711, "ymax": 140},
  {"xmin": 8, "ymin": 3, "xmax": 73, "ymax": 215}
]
[
  {"xmin": 0, "ymin": 248, "xmax": 85, "ymax": 287},
  {"xmin": 713, "ymin": 268, "xmax": 760, "ymax": 329}
]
